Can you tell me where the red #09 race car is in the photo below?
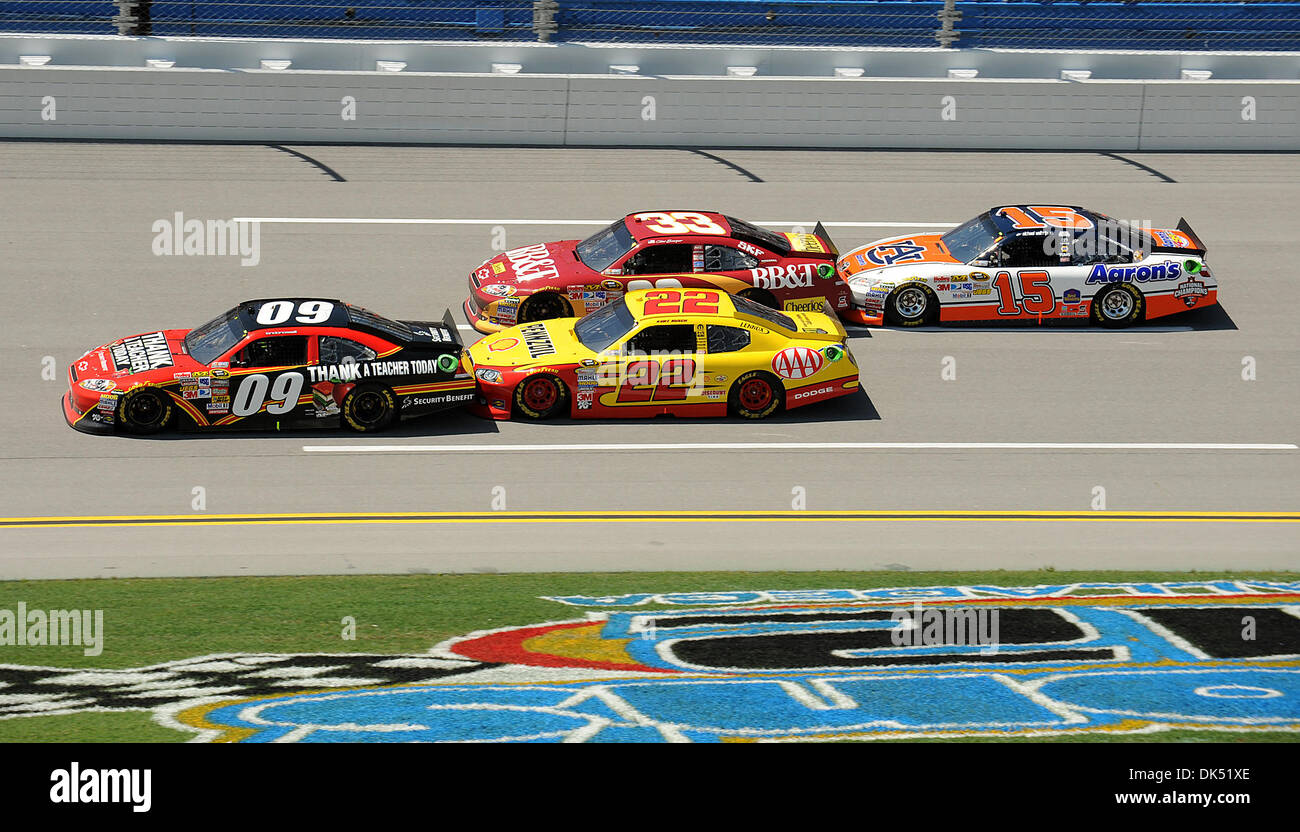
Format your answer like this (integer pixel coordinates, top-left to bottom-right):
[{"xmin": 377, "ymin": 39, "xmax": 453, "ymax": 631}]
[
  {"xmin": 466, "ymin": 287, "xmax": 860, "ymax": 421},
  {"xmin": 64, "ymin": 298, "xmax": 475, "ymax": 435},
  {"xmin": 463, "ymin": 211, "xmax": 850, "ymax": 333},
  {"xmin": 838, "ymin": 205, "xmax": 1217, "ymax": 327}
]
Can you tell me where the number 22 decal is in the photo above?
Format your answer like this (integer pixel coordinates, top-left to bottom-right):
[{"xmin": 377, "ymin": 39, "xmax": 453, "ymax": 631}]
[
  {"xmin": 643, "ymin": 289, "xmax": 722, "ymax": 315},
  {"xmin": 992, "ymin": 270, "xmax": 1057, "ymax": 316},
  {"xmin": 232, "ymin": 372, "xmax": 305, "ymax": 417}
]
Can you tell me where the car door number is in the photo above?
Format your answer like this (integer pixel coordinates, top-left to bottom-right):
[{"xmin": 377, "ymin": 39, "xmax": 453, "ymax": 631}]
[
  {"xmin": 992, "ymin": 270, "xmax": 1057, "ymax": 316},
  {"xmin": 232, "ymin": 372, "xmax": 305, "ymax": 417}
]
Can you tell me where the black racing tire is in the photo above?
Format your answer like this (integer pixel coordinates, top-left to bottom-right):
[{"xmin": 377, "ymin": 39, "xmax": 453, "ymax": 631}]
[
  {"xmin": 729, "ymin": 371, "xmax": 782, "ymax": 420},
  {"xmin": 518, "ymin": 292, "xmax": 573, "ymax": 324},
  {"xmin": 1091, "ymin": 283, "xmax": 1144, "ymax": 329},
  {"xmin": 342, "ymin": 384, "xmax": 396, "ymax": 432},
  {"xmin": 884, "ymin": 283, "xmax": 936, "ymax": 327},
  {"xmin": 117, "ymin": 386, "xmax": 173, "ymax": 435},
  {"xmin": 738, "ymin": 287, "xmax": 779, "ymax": 310},
  {"xmin": 513, "ymin": 373, "xmax": 569, "ymax": 420}
]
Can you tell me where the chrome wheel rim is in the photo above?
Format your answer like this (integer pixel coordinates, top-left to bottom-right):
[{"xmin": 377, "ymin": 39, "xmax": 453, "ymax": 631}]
[{"xmin": 895, "ymin": 287, "xmax": 928, "ymax": 320}]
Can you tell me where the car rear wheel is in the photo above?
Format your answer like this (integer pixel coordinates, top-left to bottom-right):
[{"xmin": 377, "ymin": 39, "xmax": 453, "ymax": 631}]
[
  {"xmin": 1092, "ymin": 283, "xmax": 1143, "ymax": 328},
  {"xmin": 518, "ymin": 292, "xmax": 572, "ymax": 324},
  {"xmin": 884, "ymin": 284, "xmax": 935, "ymax": 327},
  {"xmin": 513, "ymin": 374, "xmax": 568, "ymax": 420},
  {"xmin": 729, "ymin": 371, "xmax": 782, "ymax": 420},
  {"xmin": 342, "ymin": 384, "xmax": 396, "ymax": 432},
  {"xmin": 738, "ymin": 287, "xmax": 779, "ymax": 309},
  {"xmin": 118, "ymin": 387, "xmax": 173, "ymax": 434}
]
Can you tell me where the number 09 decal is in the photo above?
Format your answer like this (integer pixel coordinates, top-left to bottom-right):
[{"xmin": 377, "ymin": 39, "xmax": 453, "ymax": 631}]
[
  {"xmin": 255, "ymin": 300, "xmax": 334, "ymax": 326},
  {"xmin": 232, "ymin": 372, "xmax": 305, "ymax": 417}
]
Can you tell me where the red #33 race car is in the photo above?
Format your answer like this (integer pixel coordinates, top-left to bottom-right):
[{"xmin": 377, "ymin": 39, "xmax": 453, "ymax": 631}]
[
  {"xmin": 463, "ymin": 211, "xmax": 850, "ymax": 333},
  {"xmin": 64, "ymin": 298, "xmax": 475, "ymax": 435},
  {"xmin": 838, "ymin": 205, "xmax": 1217, "ymax": 328}
]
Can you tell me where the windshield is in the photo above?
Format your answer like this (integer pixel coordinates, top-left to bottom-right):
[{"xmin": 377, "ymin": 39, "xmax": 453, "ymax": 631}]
[
  {"xmin": 184, "ymin": 307, "xmax": 245, "ymax": 365},
  {"xmin": 941, "ymin": 213, "xmax": 1002, "ymax": 264},
  {"xmin": 574, "ymin": 297, "xmax": 636, "ymax": 352},
  {"xmin": 724, "ymin": 216, "xmax": 789, "ymax": 254},
  {"xmin": 1089, "ymin": 212, "xmax": 1153, "ymax": 256},
  {"xmin": 345, "ymin": 304, "xmax": 412, "ymax": 342},
  {"xmin": 731, "ymin": 293, "xmax": 797, "ymax": 331},
  {"xmin": 575, "ymin": 220, "xmax": 635, "ymax": 272}
]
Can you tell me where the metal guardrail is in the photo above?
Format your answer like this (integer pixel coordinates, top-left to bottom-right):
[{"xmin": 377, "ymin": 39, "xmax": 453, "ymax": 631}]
[{"xmin": 1, "ymin": 1, "xmax": 1298, "ymax": 51}]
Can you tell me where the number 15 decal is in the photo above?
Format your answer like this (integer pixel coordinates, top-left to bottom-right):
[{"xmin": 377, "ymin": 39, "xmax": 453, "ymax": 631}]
[{"xmin": 992, "ymin": 270, "xmax": 1056, "ymax": 316}]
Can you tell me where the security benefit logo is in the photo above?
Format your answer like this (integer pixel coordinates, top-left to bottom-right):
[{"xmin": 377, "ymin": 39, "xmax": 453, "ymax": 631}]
[{"xmin": 189, "ymin": 581, "xmax": 1300, "ymax": 742}]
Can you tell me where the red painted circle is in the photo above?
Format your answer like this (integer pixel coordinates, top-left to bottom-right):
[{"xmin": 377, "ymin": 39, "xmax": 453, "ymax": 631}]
[
  {"xmin": 522, "ymin": 377, "xmax": 558, "ymax": 411},
  {"xmin": 739, "ymin": 378, "xmax": 773, "ymax": 411}
]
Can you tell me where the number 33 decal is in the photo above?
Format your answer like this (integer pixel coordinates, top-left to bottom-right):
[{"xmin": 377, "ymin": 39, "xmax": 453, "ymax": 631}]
[{"xmin": 633, "ymin": 212, "xmax": 726, "ymax": 236}]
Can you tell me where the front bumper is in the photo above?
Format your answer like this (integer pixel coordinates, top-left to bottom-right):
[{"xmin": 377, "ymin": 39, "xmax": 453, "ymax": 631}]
[
  {"xmin": 63, "ymin": 392, "xmax": 115, "ymax": 435},
  {"xmin": 463, "ymin": 297, "xmax": 508, "ymax": 335},
  {"xmin": 842, "ymin": 308, "xmax": 884, "ymax": 327}
]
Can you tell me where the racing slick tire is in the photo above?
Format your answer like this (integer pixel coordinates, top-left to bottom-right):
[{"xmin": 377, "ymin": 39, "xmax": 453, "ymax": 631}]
[
  {"xmin": 118, "ymin": 386, "xmax": 173, "ymax": 435},
  {"xmin": 884, "ymin": 283, "xmax": 936, "ymax": 327},
  {"xmin": 729, "ymin": 371, "xmax": 782, "ymax": 420},
  {"xmin": 518, "ymin": 292, "xmax": 572, "ymax": 324},
  {"xmin": 1091, "ymin": 283, "xmax": 1143, "ymax": 329},
  {"xmin": 513, "ymin": 373, "xmax": 569, "ymax": 420},
  {"xmin": 738, "ymin": 287, "xmax": 779, "ymax": 310},
  {"xmin": 342, "ymin": 384, "xmax": 397, "ymax": 432}
]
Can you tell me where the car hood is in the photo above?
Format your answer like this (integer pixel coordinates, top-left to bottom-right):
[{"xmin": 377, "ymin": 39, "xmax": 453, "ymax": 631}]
[
  {"xmin": 72, "ymin": 328, "xmax": 207, "ymax": 389},
  {"xmin": 469, "ymin": 319, "xmax": 588, "ymax": 370},
  {"xmin": 473, "ymin": 241, "xmax": 595, "ymax": 290},
  {"xmin": 837, "ymin": 233, "xmax": 964, "ymax": 280}
]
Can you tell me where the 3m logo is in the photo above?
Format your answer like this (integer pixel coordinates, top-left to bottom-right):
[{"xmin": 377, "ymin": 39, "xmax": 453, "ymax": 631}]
[{"xmin": 772, "ymin": 347, "xmax": 823, "ymax": 380}]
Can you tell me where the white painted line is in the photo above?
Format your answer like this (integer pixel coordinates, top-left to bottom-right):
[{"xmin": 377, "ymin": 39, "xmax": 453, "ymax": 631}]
[
  {"xmin": 303, "ymin": 442, "xmax": 1297, "ymax": 454},
  {"xmin": 233, "ymin": 217, "xmax": 957, "ymax": 228}
]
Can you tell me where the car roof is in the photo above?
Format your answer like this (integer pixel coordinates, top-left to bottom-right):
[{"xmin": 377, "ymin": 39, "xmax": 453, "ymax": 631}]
[
  {"xmin": 986, "ymin": 205, "xmax": 1095, "ymax": 235},
  {"xmin": 620, "ymin": 286, "xmax": 799, "ymax": 333},
  {"xmin": 235, "ymin": 298, "xmax": 410, "ymax": 342},
  {"xmin": 622, "ymin": 211, "xmax": 732, "ymax": 241}
]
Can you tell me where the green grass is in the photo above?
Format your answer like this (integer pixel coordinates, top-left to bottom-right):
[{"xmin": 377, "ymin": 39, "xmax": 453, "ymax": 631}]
[{"xmin": 0, "ymin": 569, "xmax": 1295, "ymax": 742}]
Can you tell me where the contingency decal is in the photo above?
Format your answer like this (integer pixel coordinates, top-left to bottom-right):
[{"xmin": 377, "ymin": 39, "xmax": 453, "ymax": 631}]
[
  {"xmin": 110, "ymin": 333, "xmax": 173, "ymax": 374},
  {"xmin": 174, "ymin": 581, "xmax": 1300, "ymax": 743}
]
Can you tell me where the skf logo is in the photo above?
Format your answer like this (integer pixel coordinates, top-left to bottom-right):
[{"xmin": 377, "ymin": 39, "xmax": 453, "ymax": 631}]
[
  {"xmin": 772, "ymin": 346, "xmax": 824, "ymax": 380},
  {"xmin": 866, "ymin": 241, "xmax": 927, "ymax": 266}
]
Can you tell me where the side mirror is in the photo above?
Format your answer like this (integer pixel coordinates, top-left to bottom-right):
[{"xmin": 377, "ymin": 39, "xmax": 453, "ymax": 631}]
[{"xmin": 970, "ymin": 258, "xmax": 990, "ymax": 267}]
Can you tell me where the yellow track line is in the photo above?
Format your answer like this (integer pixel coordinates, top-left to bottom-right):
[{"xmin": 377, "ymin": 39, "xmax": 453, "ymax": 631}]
[{"xmin": 0, "ymin": 509, "xmax": 1296, "ymax": 530}]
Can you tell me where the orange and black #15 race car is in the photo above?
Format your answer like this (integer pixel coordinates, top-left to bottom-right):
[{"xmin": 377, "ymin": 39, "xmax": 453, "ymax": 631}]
[
  {"xmin": 463, "ymin": 211, "xmax": 850, "ymax": 333},
  {"xmin": 467, "ymin": 287, "xmax": 860, "ymax": 420},
  {"xmin": 64, "ymin": 298, "xmax": 475, "ymax": 434}
]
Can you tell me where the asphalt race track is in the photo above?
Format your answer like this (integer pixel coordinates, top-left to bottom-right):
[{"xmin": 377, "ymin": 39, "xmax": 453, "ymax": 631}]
[{"xmin": 0, "ymin": 143, "xmax": 1296, "ymax": 578}]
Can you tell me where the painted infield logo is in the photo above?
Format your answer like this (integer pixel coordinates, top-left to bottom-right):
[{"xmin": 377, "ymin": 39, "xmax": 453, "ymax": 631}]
[
  {"xmin": 3, "ymin": 582, "xmax": 1297, "ymax": 742},
  {"xmin": 192, "ymin": 582, "xmax": 1300, "ymax": 742}
]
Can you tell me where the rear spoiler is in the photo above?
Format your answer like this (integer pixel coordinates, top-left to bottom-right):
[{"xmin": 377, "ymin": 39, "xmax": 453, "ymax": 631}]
[
  {"xmin": 813, "ymin": 221, "xmax": 839, "ymax": 258},
  {"xmin": 441, "ymin": 308, "xmax": 463, "ymax": 347},
  {"xmin": 1148, "ymin": 218, "xmax": 1207, "ymax": 257}
]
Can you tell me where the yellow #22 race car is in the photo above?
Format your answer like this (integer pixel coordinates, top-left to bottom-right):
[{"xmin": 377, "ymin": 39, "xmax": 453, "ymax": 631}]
[{"xmin": 467, "ymin": 288, "xmax": 861, "ymax": 420}]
